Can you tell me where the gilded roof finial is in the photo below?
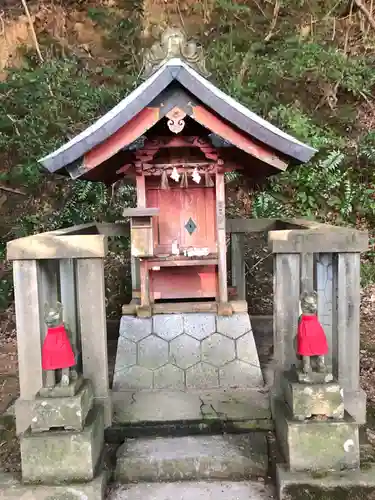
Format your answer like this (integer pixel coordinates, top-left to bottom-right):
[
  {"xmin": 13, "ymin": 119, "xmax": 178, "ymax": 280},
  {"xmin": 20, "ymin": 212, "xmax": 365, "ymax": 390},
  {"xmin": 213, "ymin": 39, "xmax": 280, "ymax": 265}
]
[{"xmin": 142, "ymin": 27, "xmax": 210, "ymax": 79}]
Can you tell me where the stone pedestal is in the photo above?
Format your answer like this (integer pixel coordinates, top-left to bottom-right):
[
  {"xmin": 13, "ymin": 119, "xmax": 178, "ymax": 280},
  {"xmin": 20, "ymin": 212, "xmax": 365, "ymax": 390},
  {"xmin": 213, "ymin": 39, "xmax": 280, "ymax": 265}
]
[
  {"xmin": 113, "ymin": 312, "xmax": 263, "ymax": 393},
  {"xmin": 274, "ymin": 370, "xmax": 362, "ymax": 498},
  {"xmin": 21, "ymin": 405, "xmax": 104, "ymax": 483},
  {"xmin": 282, "ymin": 371, "xmax": 344, "ymax": 421},
  {"xmin": 31, "ymin": 379, "xmax": 93, "ymax": 432},
  {"xmin": 275, "ymin": 400, "xmax": 359, "ymax": 472},
  {"xmin": 20, "ymin": 377, "xmax": 105, "ymax": 487}
]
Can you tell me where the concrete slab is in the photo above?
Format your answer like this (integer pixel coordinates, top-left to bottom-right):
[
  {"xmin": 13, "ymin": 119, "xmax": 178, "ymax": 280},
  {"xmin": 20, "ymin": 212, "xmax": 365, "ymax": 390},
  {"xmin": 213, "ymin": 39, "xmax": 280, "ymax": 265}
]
[
  {"xmin": 277, "ymin": 463, "xmax": 375, "ymax": 500},
  {"xmin": 112, "ymin": 388, "xmax": 271, "ymax": 424},
  {"xmin": 107, "ymin": 481, "xmax": 275, "ymax": 500},
  {"xmin": 0, "ymin": 470, "xmax": 107, "ymax": 499},
  {"xmin": 115, "ymin": 433, "xmax": 268, "ymax": 482}
]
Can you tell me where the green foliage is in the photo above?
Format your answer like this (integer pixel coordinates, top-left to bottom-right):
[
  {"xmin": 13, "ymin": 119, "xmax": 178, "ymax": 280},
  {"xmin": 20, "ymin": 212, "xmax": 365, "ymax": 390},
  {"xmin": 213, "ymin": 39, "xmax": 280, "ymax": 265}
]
[
  {"xmin": 207, "ymin": 0, "xmax": 375, "ymax": 233},
  {"xmin": 0, "ymin": 3, "xmax": 142, "ymax": 309}
]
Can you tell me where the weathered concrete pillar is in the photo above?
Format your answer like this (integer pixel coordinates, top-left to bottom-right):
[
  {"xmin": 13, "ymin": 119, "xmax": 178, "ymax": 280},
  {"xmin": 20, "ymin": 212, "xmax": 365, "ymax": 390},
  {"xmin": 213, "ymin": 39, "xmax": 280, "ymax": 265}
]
[
  {"xmin": 316, "ymin": 253, "xmax": 333, "ymax": 368},
  {"xmin": 273, "ymin": 253, "xmax": 300, "ymax": 374},
  {"xmin": 231, "ymin": 233, "xmax": 246, "ymax": 300},
  {"xmin": 332, "ymin": 252, "xmax": 365, "ymax": 423},
  {"xmin": 14, "ymin": 259, "xmax": 59, "ymax": 433},
  {"xmin": 76, "ymin": 258, "xmax": 112, "ymax": 427}
]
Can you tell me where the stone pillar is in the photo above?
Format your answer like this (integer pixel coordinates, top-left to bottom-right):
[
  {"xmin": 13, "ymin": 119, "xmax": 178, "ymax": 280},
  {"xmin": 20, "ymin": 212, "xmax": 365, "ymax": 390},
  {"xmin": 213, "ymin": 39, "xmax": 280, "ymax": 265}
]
[
  {"xmin": 300, "ymin": 253, "xmax": 314, "ymax": 294},
  {"xmin": 273, "ymin": 253, "xmax": 300, "ymax": 375},
  {"xmin": 59, "ymin": 259, "xmax": 80, "ymax": 364},
  {"xmin": 14, "ymin": 259, "xmax": 59, "ymax": 434},
  {"xmin": 76, "ymin": 258, "xmax": 112, "ymax": 427},
  {"xmin": 231, "ymin": 233, "xmax": 246, "ymax": 300},
  {"xmin": 316, "ymin": 253, "xmax": 333, "ymax": 367},
  {"xmin": 332, "ymin": 252, "xmax": 365, "ymax": 423},
  {"xmin": 131, "ymin": 256, "xmax": 140, "ymax": 299}
]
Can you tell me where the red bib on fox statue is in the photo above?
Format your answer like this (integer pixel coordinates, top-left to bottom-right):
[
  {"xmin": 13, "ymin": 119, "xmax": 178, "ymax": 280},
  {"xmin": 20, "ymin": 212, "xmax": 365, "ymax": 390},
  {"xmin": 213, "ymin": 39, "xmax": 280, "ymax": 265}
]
[
  {"xmin": 41, "ymin": 324, "xmax": 75, "ymax": 371},
  {"xmin": 297, "ymin": 314, "xmax": 328, "ymax": 357}
]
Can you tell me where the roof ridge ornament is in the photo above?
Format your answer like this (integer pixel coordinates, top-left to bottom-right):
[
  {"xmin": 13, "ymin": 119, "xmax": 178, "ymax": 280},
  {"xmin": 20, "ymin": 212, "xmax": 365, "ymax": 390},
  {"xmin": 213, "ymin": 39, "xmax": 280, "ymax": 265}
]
[{"xmin": 142, "ymin": 27, "xmax": 211, "ymax": 79}]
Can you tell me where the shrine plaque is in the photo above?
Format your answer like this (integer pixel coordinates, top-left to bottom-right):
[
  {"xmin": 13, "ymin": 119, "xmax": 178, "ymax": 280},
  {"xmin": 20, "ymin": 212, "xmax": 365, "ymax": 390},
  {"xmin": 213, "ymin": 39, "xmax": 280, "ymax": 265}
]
[{"xmin": 217, "ymin": 201, "xmax": 225, "ymax": 230}]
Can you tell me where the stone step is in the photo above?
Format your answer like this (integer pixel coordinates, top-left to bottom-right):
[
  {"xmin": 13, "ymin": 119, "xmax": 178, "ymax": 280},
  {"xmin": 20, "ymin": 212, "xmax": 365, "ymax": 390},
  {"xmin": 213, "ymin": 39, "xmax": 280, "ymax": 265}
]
[
  {"xmin": 115, "ymin": 433, "xmax": 268, "ymax": 483},
  {"xmin": 111, "ymin": 388, "xmax": 271, "ymax": 424},
  {"xmin": 107, "ymin": 480, "xmax": 275, "ymax": 500}
]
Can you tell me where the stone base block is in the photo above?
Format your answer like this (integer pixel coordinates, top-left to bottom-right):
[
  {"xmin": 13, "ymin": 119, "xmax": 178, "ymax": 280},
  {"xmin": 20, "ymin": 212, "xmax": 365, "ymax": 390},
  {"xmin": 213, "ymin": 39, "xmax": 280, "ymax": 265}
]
[
  {"xmin": 113, "ymin": 312, "xmax": 263, "ymax": 392},
  {"xmin": 277, "ymin": 463, "xmax": 375, "ymax": 500},
  {"xmin": 110, "ymin": 389, "xmax": 272, "ymax": 435},
  {"xmin": 274, "ymin": 400, "xmax": 359, "ymax": 472},
  {"xmin": 0, "ymin": 469, "xmax": 107, "ymax": 499},
  {"xmin": 21, "ymin": 405, "xmax": 104, "ymax": 484},
  {"xmin": 31, "ymin": 379, "xmax": 93, "ymax": 432},
  {"xmin": 115, "ymin": 433, "xmax": 268, "ymax": 482},
  {"xmin": 296, "ymin": 370, "xmax": 333, "ymax": 384},
  {"xmin": 282, "ymin": 372, "xmax": 344, "ymax": 420},
  {"xmin": 38, "ymin": 375, "xmax": 84, "ymax": 398}
]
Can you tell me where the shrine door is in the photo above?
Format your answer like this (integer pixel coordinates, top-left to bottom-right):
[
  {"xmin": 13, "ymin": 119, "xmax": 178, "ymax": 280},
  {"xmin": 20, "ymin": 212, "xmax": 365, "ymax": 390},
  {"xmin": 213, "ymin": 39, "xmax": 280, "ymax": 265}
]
[{"xmin": 146, "ymin": 184, "xmax": 218, "ymax": 300}]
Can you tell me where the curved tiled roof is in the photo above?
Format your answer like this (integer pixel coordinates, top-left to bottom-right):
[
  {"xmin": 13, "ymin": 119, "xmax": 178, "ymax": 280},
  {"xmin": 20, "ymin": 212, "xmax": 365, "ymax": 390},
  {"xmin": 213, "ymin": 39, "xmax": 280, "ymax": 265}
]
[{"xmin": 39, "ymin": 58, "xmax": 317, "ymax": 174}]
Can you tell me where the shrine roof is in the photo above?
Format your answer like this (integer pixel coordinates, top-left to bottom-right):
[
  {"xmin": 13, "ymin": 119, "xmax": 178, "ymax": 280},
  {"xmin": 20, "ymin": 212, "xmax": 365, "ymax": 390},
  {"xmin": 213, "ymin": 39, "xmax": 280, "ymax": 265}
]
[{"xmin": 39, "ymin": 58, "xmax": 316, "ymax": 177}]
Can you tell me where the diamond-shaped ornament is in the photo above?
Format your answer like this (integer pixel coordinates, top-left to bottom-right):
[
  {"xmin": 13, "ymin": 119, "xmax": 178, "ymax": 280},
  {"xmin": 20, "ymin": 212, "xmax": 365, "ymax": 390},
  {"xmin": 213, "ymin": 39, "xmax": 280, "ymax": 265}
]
[{"xmin": 185, "ymin": 218, "xmax": 197, "ymax": 235}]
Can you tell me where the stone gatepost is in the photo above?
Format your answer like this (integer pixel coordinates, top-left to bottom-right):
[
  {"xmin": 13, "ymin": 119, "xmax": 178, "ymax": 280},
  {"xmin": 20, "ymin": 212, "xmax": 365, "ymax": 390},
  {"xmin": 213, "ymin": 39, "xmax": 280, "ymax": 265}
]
[
  {"xmin": 7, "ymin": 226, "xmax": 113, "ymax": 435},
  {"xmin": 269, "ymin": 222, "xmax": 368, "ymax": 424},
  {"xmin": 4, "ymin": 224, "xmax": 120, "ymax": 497}
]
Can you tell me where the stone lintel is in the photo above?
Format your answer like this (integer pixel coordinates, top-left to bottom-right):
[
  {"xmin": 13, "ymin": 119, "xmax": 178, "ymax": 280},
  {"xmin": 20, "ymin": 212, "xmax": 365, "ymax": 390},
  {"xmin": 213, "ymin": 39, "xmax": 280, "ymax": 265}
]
[
  {"xmin": 274, "ymin": 399, "xmax": 359, "ymax": 473},
  {"xmin": 31, "ymin": 379, "xmax": 93, "ymax": 432},
  {"xmin": 276, "ymin": 463, "xmax": 375, "ymax": 500},
  {"xmin": 282, "ymin": 372, "xmax": 344, "ymax": 421},
  {"xmin": 268, "ymin": 228, "xmax": 368, "ymax": 254},
  {"xmin": 7, "ymin": 234, "xmax": 108, "ymax": 260},
  {"xmin": 21, "ymin": 405, "xmax": 104, "ymax": 484}
]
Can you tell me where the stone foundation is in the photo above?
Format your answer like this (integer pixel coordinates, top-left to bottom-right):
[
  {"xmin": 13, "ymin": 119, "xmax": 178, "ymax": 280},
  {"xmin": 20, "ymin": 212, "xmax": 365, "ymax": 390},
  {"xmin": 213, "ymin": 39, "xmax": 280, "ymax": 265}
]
[
  {"xmin": 113, "ymin": 312, "xmax": 263, "ymax": 391},
  {"xmin": 275, "ymin": 400, "xmax": 360, "ymax": 472},
  {"xmin": 21, "ymin": 405, "xmax": 104, "ymax": 483}
]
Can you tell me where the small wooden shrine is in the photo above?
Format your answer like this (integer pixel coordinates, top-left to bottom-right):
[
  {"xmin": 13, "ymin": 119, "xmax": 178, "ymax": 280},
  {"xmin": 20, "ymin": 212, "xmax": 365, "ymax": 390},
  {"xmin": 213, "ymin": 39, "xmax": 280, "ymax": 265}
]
[{"xmin": 39, "ymin": 28, "xmax": 316, "ymax": 311}]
